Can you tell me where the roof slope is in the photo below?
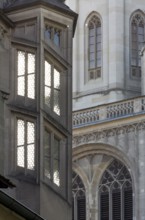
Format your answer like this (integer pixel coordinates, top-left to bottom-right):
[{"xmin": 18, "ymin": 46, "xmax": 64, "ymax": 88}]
[{"xmin": 2, "ymin": 0, "xmax": 74, "ymax": 14}]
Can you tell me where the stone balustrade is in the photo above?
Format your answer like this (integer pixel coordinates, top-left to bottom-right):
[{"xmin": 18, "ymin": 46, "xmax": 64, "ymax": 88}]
[{"xmin": 73, "ymin": 96, "xmax": 145, "ymax": 128}]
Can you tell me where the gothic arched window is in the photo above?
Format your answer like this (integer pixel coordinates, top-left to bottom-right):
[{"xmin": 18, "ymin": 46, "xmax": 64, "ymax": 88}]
[
  {"xmin": 99, "ymin": 159, "xmax": 133, "ymax": 220},
  {"xmin": 131, "ymin": 12, "xmax": 145, "ymax": 78},
  {"xmin": 72, "ymin": 171, "xmax": 86, "ymax": 220},
  {"xmin": 88, "ymin": 15, "xmax": 102, "ymax": 80}
]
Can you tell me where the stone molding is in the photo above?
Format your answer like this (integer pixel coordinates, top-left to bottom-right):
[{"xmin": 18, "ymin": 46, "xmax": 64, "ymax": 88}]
[
  {"xmin": 0, "ymin": 91, "xmax": 9, "ymax": 100},
  {"xmin": 73, "ymin": 120, "xmax": 145, "ymax": 147},
  {"xmin": 0, "ymin": 25, "xmax": 7, "ymax": 40}
]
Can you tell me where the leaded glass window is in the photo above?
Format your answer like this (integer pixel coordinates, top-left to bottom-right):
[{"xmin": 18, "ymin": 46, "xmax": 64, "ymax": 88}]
[
  {"xmin": 99, "ymin": 159, "xmax": 133, "ymax": 220},
  {"xmin": 44, "ymin": 129, "xmax": 60, "ymax": 187},
  {"xmin": 88, "ymin": 15, "xmax": 102, "ymax": 80},
  {"xmin": 44, "ymin": 60, "xmax": 61, "ymax": 116},
  {"xmin": 17, "ymin": 50, "xmax": 35, "ymax": 99},
  {"xmin": 72, "ymin": 172, "xmax": 86, "ymax": 220},
  {"xmin": 17, "ymin": 119, "xmax": 35, "ymax": 171},
  {"xmin": 131, "ymin": 13, "xmax": 145, "ymax": 78}
]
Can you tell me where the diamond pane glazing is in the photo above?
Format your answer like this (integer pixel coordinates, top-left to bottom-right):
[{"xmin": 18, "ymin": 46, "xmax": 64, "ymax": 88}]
[
  {"xmin": 54, "ymin": 69, "xmax": 60, "ymax": 89},
  {"xmin": 17, "ymin": 120, "xmax": 25, "ymax": 146},
  {"xmin": 45, "ymin": 61, "xmax": 51, "ymax": 86},
  {"xmin": 53, "ymin": 169, "xmax": 60, "ymax": 186},
  {"xmin": 17, "ymin": 146, "xmax": 24, "ymax": 167},
  {"xmin": 54, "ymin": 104, "xmax": 60, "ymax": 116},
  {"xmin": 44, "ymin": 130, "xmax": 51, "ymax": 157},
  {"xmin": 28, "ymin": 53, "xmax": 35, "ymax": 73},
  {"xmin": 18, "ymin": 51, "xmax": 25, "ymax": 76},
  {"xmin": 44, "ymin": 159, "xmax": 51, "ymax": 179},
  {"xmin": 54, "ymin": 89, "xmax": 60, "ymax": 115},
  {"xmin": 27, "ymin": 144, "xmax": 35, "ymax": 170},
  {"xmin": 18, "ymin": 76, "xmax": 25, "ymax": 96},
  {"xmin": 45, "ymin": 87, "xmax": 51, "ymax": 106},
  {"xmin": 54, "ymin": 138, "xmax": 59, "ymax": 160},
  {"xmin": 27, "ymin": 74, "xmax": 35, "ymax": 99},
  {"xmin": 27, "ymin": 122, "xmax": 35, "ymax": 144}
]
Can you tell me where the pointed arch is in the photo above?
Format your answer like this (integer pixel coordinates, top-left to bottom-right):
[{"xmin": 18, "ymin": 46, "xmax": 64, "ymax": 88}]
[
  {"xmin": 130, "ymin": 10, "xmax": 145, "ymax": 78},
  {"xmin": 72, "ymin": 171, "xmax": 86, "ymax": 220},
  {"xmin": 84, "ymin": 12, "xmax": 102, "ymax": 82},
  {"xmin": 99, "ymin": 159, "xmax": 133, "ymax": 220}
]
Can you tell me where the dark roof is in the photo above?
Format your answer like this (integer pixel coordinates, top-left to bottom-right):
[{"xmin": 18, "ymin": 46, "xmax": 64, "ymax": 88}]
[
  {"xmin": 3, "ymin": 0, "xmax": 74, "ymax": 14},
  {"xmin": 2, "ymin": 0, "xmax": 78, "ymax": 37},
  {"xmin": 0, "ymin": 175, "xmax": 15, "ymax": 189},
  {"xmin": 0, "ymin": 190, "xmax": 45, "ymax": 220},
  {"xmin": 0, "ymin": 9, "xmax": 14, "ymax": 27}
]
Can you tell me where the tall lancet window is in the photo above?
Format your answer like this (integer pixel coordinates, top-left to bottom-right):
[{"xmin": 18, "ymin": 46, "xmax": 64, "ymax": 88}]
[
  {"xmin": 72, "ymin": 171, "xmax": 86, "ymax": 220},
  {"xmin": 131, "ymin": 12, "xmax": 145, "ymax": 78},
  {"xmin": 88, "ymin": 15, "xmax": 102, "ymax": 80},
  {"xmin": 99, "ymin": 159, "xmax": 133, "ymax": 220}
]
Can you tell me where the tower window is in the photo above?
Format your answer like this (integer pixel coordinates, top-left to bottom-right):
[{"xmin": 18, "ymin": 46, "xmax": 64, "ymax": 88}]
[
  {"xmin": 17, "ymin": 119, "xmax": 35, "ymax": 171},
  {"xmin": 44, "ymin": 129, "xmax": 60, "ymax": 187},
  {"xmin": 44, "ymin": 60, "xmax": 61, "ymax": 116},
  {"xmin": 88, "ymin": 15, "xmax": 102, "ymax": 80},
  {"xmin": 131, "ymin": 13, "xmax": 145, "ymax": 78},
  {"xmin": 17, "ymin": 50, "xmax": 35, "ymax": 99}
]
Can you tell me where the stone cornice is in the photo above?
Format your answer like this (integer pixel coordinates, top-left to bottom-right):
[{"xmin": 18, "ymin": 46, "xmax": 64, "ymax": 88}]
[
  {"xmin": 0, "ymin": 9, "xmax": 14, "ymax": 28},
  {"xmin": 73, "ymin": 120, "xmax": 145, "ymax": 148},
  {"xmin": 0, "ymin": 91, "xmax": 9, "ymax": 100}
]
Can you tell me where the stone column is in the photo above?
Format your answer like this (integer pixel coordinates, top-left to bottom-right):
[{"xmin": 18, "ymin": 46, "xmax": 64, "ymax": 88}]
[
  {"xmin": 138, "ymin": 128, "xmax": 145, "ymax": 220},
  {"xmin": 141, "ymin": 47, "xmax": 145, "ymax": 95},
  {"xmin": 108, "ymin": 0, "xmax": 125, "ymax": 92}
]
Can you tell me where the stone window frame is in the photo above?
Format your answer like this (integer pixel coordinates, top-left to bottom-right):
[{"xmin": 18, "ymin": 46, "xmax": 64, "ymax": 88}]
[
  {"xmin": 43, "ymin": 121, "xmax": 67, "ymax": 193},
  {"xmin": 14, "ymin": 114, "xmax": 37, "ymax": 177},
  {"xmin": 130, "ymin": 10, "xmax": 145, "ymax": 79},
  {"xmin": 44, "ymin": 18, "xmax": 66, "ymax": 49},
  {"xmin": 15, "ymin": 46, "xmax": 36, "ymax": 100},
  {"xmin": 44, "ymin": 59, "xmax": 61, "ymax": 116},
  {"xmin": 72, "ymin": 171, "xmax": 86, "ymax": 220},
  {"xmin": 44, "ymin": 52, "xmax": 66, "ymax": 121},
  {"xmin": 13, "ymin": 18, "xmax": 37, "ymax": 42},
  {"xmin": 99, "ymin": 159, "xmax": 133, "ymax": 220},
  {"xmin": 84, "ymin": 12, "xmax": 103, "ymax": 83}
]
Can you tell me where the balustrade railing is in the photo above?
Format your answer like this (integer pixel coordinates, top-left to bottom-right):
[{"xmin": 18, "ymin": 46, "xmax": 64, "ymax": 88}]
[{"xmin": 73, "ymin": 96, "xmax": 145, "ymax": 128}]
